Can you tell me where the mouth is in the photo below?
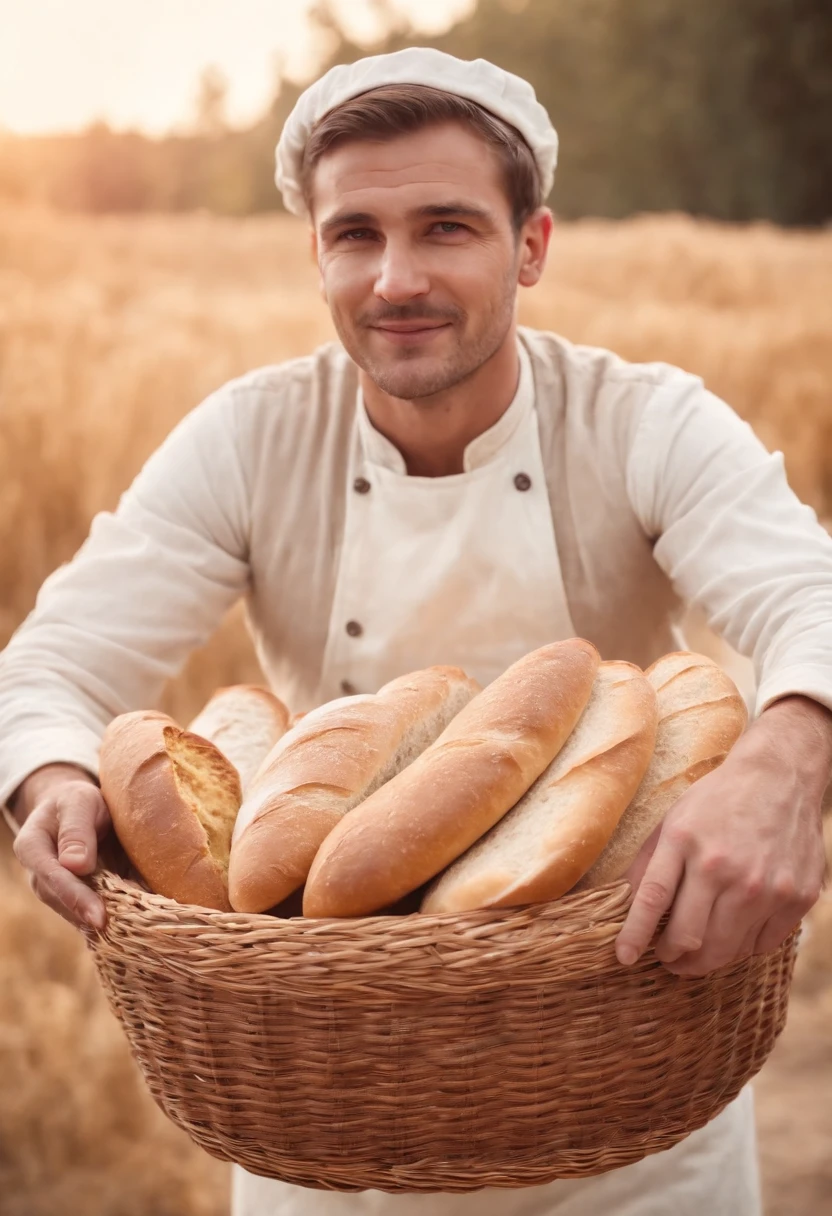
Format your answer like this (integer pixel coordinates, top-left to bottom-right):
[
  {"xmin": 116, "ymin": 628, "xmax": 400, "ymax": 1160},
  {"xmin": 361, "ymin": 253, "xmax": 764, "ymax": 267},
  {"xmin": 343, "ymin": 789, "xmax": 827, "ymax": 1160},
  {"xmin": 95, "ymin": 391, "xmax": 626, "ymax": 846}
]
[{"xmin": 369, "ymin": 322, "xmax": 452, "ymax": 344}]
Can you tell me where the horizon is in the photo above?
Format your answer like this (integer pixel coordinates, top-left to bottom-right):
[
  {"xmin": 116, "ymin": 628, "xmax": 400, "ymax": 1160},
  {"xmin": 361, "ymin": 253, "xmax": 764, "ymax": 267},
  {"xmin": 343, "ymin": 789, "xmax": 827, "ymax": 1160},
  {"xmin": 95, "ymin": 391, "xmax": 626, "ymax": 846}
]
[{"xmin": 0, "ymin": 0, "xmax": 473, "ymax": 138}]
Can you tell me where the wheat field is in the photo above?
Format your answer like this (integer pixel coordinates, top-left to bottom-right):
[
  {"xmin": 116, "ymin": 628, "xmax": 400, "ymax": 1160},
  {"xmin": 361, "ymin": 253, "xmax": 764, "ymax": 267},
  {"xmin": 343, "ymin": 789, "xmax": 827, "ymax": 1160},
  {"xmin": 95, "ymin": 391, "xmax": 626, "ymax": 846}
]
[{"xmin": 1, "ymin": 205, "xmax": 831, "ymax": 1215}]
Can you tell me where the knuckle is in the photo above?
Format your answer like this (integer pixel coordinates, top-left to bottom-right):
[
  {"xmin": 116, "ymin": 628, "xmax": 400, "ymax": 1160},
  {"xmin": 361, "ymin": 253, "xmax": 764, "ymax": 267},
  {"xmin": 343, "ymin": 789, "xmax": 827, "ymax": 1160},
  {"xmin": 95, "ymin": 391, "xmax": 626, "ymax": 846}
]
[
  {"xmin": 664, "ymin": 823, "xmax": 695, "ymax": 852},
  {"xmin": 741, "ymin": 872, "xmax": 766, "ymax": 901},
  {"xmin": 638, "ymin": 880, "xmax": 672, "ymax": 912},
  {"xmin": 698, "ymin": 851, "xmax": 733, "ymax": 881},
  {"xmin": 57, "ymin": 827, "xmax": 89, "ymax": 851},
  {"xmin": 770, "ymin": 873, "xmax": 798, "ymax": 904}
]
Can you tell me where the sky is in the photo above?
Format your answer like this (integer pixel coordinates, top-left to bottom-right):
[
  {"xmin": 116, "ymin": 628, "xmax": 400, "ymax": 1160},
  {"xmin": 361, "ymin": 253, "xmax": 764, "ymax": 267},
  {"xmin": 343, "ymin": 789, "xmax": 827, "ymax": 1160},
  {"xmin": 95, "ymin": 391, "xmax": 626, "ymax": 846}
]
[{"xmin": 0, "ymin": 0, "xmax": 474, "ymax": 136}]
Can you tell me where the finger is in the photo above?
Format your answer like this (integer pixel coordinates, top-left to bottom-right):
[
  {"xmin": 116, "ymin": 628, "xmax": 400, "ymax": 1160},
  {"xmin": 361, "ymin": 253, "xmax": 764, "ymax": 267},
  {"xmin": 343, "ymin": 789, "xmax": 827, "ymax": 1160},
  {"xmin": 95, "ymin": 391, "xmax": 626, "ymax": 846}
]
[
  {"xmin": 40, "ymin": 856, "xmax": 106, "ymax": 930},
  {"xmin": 737, "ymin": 914, "xmax": 771, "ymax": 960},
  {"xmin": 752, "ymin": 904, "xmax": 809, "ymax": 957},
  {"xmin": 16, "ymin": 810, "xmax": 105, "ymax": 930},
  {"xmin": 654, "ymin": 869, "xmax": 721, "ymax": 965},
  {"xmin": 29, "ymin": 873, "xmax": 90, "ymax": 931},
  {"xmin": 622, "ymin": 823, "xmax": 663, "ymax": 891},
  {"xmin": 752, "ymin": 866, "xmax": 824, "ymax": 956},
  {"xmin": 56, "ymin": 785, "xmax": 108, "ymax": 876},
  {"xmin": 616, "ymin": 841, "xmax": 685, "ymax": 966},
  {"xmin": 663, "ymin": 890, "xmax": 769, "ymax": 977}
]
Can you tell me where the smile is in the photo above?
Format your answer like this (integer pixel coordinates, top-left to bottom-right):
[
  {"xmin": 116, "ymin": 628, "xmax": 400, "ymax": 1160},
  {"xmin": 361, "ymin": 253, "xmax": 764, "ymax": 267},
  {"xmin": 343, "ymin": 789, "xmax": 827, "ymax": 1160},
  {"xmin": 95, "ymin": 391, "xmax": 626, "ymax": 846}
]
[{"xmin": 370, "ymin": 323, "xmax": 452, "ymax": 344}]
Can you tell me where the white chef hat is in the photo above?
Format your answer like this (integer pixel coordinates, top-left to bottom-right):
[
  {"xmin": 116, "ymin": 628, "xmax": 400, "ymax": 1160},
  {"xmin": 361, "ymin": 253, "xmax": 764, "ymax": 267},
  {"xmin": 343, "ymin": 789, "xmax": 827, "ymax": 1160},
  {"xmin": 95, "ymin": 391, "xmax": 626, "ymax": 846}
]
[{"xmin": 275, "ymin": 47, "xmax": 558, "ymax": 218}]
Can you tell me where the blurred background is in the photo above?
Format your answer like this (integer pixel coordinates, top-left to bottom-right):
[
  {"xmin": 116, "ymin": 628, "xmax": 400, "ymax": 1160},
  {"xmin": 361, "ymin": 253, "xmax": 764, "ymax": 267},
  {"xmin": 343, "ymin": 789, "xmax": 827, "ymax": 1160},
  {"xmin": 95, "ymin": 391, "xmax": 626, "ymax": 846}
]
[
  {"xmin": 2, "ymin": 0, "xmax": 831, "ymax": 224},
  {"xmin": 1, "ymin": 2, "xmax": 831, "ymax": 1214}
]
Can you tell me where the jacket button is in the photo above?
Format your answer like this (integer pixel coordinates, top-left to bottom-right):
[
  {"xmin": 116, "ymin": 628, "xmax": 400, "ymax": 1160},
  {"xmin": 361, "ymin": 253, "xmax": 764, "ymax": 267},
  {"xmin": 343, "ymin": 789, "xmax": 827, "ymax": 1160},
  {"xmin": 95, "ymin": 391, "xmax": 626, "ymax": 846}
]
[
  {"xmin": 340, "ymin": 679, "xmax": 358, "ymax": 695},
  {"xmin": 514, "ymin": 472, "xmax": 532, "ymax": 491},
  {"xmin": 345, "ymin": 620, "xmax": 363, "ymax": 637},
  {"xmin": 353, "ymin": 477, "xmax": 371, "ymax": 494}
]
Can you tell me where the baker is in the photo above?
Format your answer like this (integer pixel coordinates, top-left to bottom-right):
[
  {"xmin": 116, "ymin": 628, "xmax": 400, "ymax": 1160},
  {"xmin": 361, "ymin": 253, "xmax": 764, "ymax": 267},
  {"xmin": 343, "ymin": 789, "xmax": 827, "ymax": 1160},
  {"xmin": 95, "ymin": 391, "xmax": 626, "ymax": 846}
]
[{"xmin": 2, "ymin": 46, "xmax": 832, "ymax": 1216}]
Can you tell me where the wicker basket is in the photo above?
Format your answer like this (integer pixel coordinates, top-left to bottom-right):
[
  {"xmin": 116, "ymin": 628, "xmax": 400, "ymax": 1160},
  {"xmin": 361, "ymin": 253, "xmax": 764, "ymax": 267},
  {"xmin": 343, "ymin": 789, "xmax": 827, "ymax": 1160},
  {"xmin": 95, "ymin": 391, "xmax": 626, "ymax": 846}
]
[{"xmin": 86, "ymin": 869, "xmax": 796, "ymax": 1193}]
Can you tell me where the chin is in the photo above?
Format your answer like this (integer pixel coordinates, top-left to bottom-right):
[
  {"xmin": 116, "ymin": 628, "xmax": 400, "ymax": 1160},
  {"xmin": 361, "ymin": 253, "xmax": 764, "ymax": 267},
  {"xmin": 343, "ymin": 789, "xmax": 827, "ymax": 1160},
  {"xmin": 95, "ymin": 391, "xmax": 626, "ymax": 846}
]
[{"xmin": 362, "ymin": 351, "xmax": 474, "ymax": 401}]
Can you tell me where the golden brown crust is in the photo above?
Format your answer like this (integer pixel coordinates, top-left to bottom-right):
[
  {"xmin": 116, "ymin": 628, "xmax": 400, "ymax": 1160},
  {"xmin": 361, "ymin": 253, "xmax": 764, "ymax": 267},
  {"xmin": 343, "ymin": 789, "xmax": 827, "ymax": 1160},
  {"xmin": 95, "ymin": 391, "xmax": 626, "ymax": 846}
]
[
  {"xmin": 302, "ymin": 639, "xmax": 602, "ymax": 918},
  {"xmin": 574, "ymin": 651, "xmax": 748, "ymax": 890},
  {"xmin": 99, "ymin": 710, "xmax": 242, "ymax": 910},
  {"xmin": 187, "ymin": 684, "xmax": 290, "ymax": 795},
  {"xmin": 227, "ymin": 666, "xmax": 480, "ymax": 914},
  {"xmin": 421, "ymin": 661, "xmax": 658, "ymax": 913}
]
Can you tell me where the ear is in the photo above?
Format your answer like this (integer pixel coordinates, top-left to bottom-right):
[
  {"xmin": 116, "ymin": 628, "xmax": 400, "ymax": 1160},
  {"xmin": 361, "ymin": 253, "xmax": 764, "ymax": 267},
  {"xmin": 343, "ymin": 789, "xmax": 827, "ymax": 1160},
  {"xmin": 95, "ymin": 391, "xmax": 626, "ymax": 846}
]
[{"xmin": 517, "ymin": 208, "xmax": 554, "ymax": 289}]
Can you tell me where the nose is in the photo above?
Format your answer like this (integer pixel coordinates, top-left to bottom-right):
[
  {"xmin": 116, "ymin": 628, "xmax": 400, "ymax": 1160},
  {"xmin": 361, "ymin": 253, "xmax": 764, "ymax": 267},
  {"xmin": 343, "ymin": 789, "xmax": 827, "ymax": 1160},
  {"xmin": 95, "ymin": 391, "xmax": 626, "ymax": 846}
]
[{"xmin": 374, "ymin": 239, "xmax": 430, "ymax": 304}]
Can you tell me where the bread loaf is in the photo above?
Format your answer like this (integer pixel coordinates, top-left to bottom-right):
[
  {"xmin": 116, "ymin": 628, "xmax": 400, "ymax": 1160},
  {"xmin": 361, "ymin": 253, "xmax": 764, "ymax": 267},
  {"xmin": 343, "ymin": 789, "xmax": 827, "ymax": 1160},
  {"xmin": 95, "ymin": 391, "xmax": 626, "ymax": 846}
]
[
  {"xmin": 187, "ymin": 684, "xmax": 290, "ymax": 794},
  {"xmin": 421, "ymin": 661, "xmax": 658, "ymax": 914},
  {"xmin": 99, "ymin": 710, "xmax": 242, "ymax": 910},
  {"xmin": 227, "ymin": 666, "xmax": 480, "ymax": 914},
  {"xmin": 575, "ymin": 651, "xmax": 748, "ymax": 890},
  {"xmin": 302, "ymin": 638, "xmax": 601, "ymax": 919}
]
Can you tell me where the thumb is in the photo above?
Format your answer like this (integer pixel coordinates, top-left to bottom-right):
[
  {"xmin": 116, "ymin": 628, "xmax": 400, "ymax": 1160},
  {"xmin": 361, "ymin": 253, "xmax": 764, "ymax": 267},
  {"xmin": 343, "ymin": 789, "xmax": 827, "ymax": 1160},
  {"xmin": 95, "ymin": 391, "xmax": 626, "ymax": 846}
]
[{"xmin": 56, "ymin": 785, "xmax": 109, "ymax": 876}]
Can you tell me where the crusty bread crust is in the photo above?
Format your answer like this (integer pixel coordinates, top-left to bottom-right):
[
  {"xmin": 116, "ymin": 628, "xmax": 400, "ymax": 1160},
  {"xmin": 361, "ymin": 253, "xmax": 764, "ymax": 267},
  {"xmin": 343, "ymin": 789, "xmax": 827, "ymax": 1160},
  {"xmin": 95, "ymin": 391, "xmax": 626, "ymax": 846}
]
[
  {"xmin": 302, "ymin": 638, "xmax": 601, "ymax": 919},
  {"xmin": 187, "ymin": 684, "xmax": 290, "ymax": 794},
  {"xmin": 422, "ymin": 661, "xmax": 658, "ymax": 913},
  {"xmin": 99, "ymin": 710, "xmax": 242, "ymax": 910},
  {"xmin": 575, "ymin": 651, "xmax": 748, "ymax": 890},
  {"xmin": 227, "ymin": 666, "xmax": 480, "ymax": 914}
]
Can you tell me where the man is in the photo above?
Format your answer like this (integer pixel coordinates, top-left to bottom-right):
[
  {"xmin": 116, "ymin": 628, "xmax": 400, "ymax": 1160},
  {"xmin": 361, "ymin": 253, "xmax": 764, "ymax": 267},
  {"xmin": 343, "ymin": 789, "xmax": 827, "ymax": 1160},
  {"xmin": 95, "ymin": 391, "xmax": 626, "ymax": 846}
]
[{"xmin": 2, "ymin": 46, "xmax": 832, "ymax": 1216}]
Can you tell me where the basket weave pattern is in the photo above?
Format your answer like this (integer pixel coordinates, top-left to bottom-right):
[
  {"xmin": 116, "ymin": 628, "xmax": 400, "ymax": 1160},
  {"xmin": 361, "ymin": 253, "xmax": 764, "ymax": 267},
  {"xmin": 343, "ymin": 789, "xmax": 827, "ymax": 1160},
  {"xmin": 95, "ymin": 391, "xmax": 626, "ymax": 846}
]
[{"xmin": 87, "ymin": 871, "xmax": 796, "ymax": 1193}]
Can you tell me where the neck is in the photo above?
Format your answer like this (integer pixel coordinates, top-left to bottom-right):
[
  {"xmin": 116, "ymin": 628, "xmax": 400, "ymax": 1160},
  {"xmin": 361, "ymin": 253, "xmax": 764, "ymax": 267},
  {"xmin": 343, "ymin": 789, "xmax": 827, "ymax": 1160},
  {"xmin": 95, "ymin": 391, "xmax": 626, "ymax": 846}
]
[{"xmin": 359, "ymin": 325, "xmax": 520, "ymax": 477}]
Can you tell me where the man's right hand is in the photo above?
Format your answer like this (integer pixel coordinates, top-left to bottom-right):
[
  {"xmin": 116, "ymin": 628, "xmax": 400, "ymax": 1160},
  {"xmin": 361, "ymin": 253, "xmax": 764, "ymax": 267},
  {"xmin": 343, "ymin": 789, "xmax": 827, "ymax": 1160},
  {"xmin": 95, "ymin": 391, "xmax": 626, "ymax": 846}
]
[{"xmin": 10, "ymin": 763, "xmax": 110, "ymax": 931}]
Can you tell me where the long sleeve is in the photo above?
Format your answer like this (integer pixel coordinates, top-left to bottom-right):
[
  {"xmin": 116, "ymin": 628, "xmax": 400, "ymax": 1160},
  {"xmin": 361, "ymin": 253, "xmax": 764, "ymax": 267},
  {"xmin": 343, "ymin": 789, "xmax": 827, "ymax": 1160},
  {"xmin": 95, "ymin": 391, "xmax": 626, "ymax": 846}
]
[
  {"xmin": 0, "ymin": 387, "xmax": 252, "ymax": 808},
  {"xmin": 627, "ymin": 375, "xmax": 832, "ymax": 718}
]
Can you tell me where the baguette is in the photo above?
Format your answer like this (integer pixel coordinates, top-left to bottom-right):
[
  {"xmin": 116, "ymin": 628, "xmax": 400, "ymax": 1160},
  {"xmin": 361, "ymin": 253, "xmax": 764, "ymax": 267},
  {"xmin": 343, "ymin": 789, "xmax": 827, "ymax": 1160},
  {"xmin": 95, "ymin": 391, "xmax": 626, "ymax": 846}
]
[
  {"xmin": 98, "ymin": 710, "xmax": 242, "ymax": 910},
  {"xmin": 575, "ymin": 651, "xmax": 748, "ymax": 890},
  {"xmin": 227, "ymin": 666, "xmax": 480, "ymax": 913},
  {"xmin": 302, "ymin": 638, "xmax": 601, "ymax": 918},
  {"xmin": 421, "ymin": 661, "xmax": 658, "ymax": 914},
  {"xmin": 187, "ymin": 684, "xmax": 290, "ymax": 794}
]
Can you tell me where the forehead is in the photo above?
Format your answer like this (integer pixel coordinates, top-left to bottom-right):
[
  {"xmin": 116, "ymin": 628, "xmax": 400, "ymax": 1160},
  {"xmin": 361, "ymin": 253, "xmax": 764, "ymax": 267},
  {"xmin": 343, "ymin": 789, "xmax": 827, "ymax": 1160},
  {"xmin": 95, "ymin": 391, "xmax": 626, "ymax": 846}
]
[{"xmin": 309, "ymin": 122, "xmax": 508, "ymax": 224}]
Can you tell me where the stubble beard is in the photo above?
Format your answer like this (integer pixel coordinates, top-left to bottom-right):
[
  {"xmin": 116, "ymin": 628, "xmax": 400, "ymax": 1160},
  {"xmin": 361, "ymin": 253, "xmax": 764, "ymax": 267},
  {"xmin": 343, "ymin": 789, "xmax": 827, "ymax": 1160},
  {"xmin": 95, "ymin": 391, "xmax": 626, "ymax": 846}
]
[{"xmin": 335, "ymin": 276, "xmax": 518, "ymax": 403}]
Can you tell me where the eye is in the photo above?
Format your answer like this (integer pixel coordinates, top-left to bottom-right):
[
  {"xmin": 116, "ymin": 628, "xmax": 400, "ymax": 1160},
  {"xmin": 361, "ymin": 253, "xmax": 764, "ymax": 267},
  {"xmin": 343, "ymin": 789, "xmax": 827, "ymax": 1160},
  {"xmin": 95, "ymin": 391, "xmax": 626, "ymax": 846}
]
[
  {"xmin": 338, "ymin": 229, "xmax": 374, "ymax": 242},
  {"xmin": 433, "ymin": 222, "xmax": 465, "ymax": 234}
]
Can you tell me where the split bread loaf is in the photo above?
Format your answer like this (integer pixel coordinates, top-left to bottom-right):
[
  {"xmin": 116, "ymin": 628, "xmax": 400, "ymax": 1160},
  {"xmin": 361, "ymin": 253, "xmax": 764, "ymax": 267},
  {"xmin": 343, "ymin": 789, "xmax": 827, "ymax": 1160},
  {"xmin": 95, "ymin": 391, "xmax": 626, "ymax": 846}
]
[
  {"xmin": 575, "ymin": 651, "xmax": 748, "ymax": 890},
  {"xmin": 227, "ymin": 666, "xmax": 481, "ymax": 914},
  {"xmin": 302, "ymin": 638, "xmax": 601, "ymax": 918},
  {"xmin": 421, "ymin": 661, "xmax": 658, "ymax": 914},
  {"xmin": 99, "ymin": 710, "xmax": 243, "ymax": 910},
  {"xmin": 187, "ymin": 684, "xmax": 290, "ymax": 794}
]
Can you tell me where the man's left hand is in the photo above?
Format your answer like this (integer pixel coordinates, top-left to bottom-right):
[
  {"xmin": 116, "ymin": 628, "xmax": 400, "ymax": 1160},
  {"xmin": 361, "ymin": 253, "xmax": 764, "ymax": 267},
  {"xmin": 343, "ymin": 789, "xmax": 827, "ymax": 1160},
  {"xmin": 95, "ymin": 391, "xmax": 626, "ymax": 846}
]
[{"xmin": 615, "ymin": 694, "xmax": 832, "ymax": 977}]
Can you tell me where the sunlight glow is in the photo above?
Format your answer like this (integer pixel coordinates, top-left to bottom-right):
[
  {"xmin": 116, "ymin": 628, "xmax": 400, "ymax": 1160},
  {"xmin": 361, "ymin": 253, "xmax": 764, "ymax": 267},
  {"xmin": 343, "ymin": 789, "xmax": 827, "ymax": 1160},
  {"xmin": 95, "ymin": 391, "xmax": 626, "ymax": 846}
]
[{"xmin": 0, "ymin": 0, "xmax": 475, "ymax": 136}]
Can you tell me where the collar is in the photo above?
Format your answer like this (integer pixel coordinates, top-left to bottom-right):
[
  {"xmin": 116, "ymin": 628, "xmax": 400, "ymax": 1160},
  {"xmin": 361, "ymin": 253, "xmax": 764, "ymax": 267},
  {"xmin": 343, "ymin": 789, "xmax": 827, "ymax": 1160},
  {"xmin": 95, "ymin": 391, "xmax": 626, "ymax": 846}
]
[{"xmin": 357, "ymin": 339, "xmax": 534, "ymax": 476}]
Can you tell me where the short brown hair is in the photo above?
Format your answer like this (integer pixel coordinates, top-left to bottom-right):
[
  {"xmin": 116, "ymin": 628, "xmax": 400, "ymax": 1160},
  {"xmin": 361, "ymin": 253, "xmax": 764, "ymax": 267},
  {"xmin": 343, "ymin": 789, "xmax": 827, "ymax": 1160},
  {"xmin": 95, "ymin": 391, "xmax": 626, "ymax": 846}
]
[{"xmin": 300, "ymin": 83, "xmax": 542, "ymax": 230}]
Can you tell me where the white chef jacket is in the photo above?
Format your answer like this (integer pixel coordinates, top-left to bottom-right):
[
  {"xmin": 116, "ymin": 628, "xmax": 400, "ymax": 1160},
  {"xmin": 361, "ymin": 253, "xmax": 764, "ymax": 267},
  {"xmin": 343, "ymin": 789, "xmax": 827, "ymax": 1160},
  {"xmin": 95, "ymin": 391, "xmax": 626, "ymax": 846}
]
[
  {"xmin": 2, "ymin": 328, "xmax": 831, "ymax": 1215},
  {"xmin": 1, "ymin": 328, "xmax": 831, "ymax": 807}
]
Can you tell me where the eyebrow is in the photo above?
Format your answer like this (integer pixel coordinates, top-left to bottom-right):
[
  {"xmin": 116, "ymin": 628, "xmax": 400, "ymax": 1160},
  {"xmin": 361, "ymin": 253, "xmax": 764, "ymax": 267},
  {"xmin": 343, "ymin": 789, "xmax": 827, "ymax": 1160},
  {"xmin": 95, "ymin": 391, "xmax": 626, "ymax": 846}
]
[{"xmin": 319, "ymin": 202, "xmax": 494, "ymax": 236}]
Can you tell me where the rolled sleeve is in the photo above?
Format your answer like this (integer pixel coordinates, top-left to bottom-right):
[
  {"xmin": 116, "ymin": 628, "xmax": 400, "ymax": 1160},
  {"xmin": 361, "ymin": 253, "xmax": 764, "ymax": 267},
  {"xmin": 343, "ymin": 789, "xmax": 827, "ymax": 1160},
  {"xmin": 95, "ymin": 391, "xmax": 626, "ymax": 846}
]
[{"xmin": 627, "ymin": 376, "xmax": 832, "ymax": 718}]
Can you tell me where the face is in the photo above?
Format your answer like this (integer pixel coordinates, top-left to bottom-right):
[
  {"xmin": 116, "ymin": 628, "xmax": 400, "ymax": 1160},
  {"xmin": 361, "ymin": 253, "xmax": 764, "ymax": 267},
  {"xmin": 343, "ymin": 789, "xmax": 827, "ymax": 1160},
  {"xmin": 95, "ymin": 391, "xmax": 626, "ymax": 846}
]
[{"xmin": 309, "ymin": 122, "xmax": 551, "ymax": 401}]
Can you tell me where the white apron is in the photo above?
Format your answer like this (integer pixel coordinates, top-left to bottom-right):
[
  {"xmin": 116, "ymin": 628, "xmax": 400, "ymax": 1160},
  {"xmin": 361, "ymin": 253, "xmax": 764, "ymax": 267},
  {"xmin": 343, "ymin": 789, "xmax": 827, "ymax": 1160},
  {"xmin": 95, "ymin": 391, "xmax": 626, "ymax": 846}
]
[{"xmin": 233, "ymin": 343, "xmax": 761, "ymax": 1216}]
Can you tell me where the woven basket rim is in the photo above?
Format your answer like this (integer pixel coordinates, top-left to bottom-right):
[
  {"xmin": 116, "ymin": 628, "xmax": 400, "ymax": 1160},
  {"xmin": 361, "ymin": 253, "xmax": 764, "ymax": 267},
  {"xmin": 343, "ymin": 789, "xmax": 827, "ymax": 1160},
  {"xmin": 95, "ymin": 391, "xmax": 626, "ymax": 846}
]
[
  {"xmin": 89, "ymin": 868, "xmax": 643, "ymax": 991},
  {"xmin": 90, "ymin": 866, "xmax": 636, "ymax": 936}
]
